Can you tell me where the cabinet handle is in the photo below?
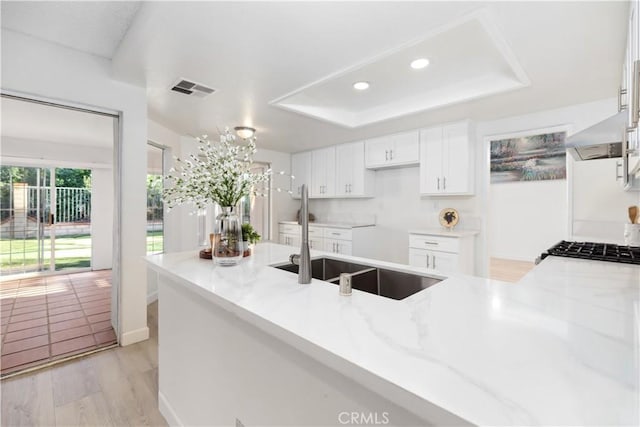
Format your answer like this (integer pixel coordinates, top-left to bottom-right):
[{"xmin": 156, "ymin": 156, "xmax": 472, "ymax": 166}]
[
  {"xmin": 426, "ymin": 255, "xmax": 430, "ymax": 268},
  {"xmin": 349, "ymin": 184, "xmax": 352, "ymax": 193},
  {"xmin": 437, "ymin": 177, "xmax": 440, "ymax": 190},
  {"xmin": 385, "ymin": 150, "xmax": 389, "ymax": 161},
  {"xmin": 633, "ymin": 60, "xmax": 640, "ymax": 126},
  {"xmin": 619, "ymin": 86, "xmax": 628, "ymax": 112},
  {"xmin": 443, "ymin": 176, "xmax": 446, "ymax": 190},
  {"xmin": 432, "ymin": 255, "xmax": 436, "ymax": 269},
  {"xmin": 331, "ymin": 232, "xmax": 340, "ymax": 236},
  {"xmin": 390, "ymin": 149, "xmax": 393, "ymax": 160},
  {"xmin": 423, "ymin": 241, "xmax": 438, "ymax": 245},
  {"xmin": 616, "ymin": 161, "xmax": 623, "ymax": 180}
]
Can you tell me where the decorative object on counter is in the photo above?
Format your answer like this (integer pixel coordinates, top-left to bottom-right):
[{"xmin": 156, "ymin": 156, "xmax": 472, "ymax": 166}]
[
  {"xmin": 296, "ymin": 209, "xmax": 316, "ymax": 223},
  {"xmin": 241, "ymin": 223, "xmax": 261, "ymax": 257},
  {"xmin": 490, "ymin": 128, "xmax": 567, "ymax": 183},
  {"xmin": 625, "ymin": 206, "xmax": 640, "ymax": 246},
  {"xmin": 163, "ymin": 127, "xmax": 271, "ymax": 266},
  {"xmin": 629, "ymin": 205, "xmax": 638, "ymax": 224},
  {"xmin": 213, "ymin": 207, "xmax": 243, "ymax": 264},
  {"xmin": 199, "ymin": 233, "xmax": 214, "ymax": 259},
  {"xmin": 439, "ymin": 208, "xmax": 459, "ymax": 229}
]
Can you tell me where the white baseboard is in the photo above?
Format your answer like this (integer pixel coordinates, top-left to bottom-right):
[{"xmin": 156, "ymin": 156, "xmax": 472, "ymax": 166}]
[
  {"xmin": 147, "ymin": 291, "xmax": 158, "ymax": 305},
  {"xmin": 159, "ymin": 391, "xmax": 183, "ymax": 427},
  {"xmin": 120, "ymin": 326, "xmax": 149, "ymax": 346}
]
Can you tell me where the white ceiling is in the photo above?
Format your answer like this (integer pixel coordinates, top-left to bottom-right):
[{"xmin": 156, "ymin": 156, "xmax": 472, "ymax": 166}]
[
  {"xmin": 0, "ymin": 1, "xmax": 629, "ymax": 153},
  {"xmin": 1, "ymin": 97, "xmax": 115, "ymax": 148},
  {"xmin": 271, "ymin": 10, "xmax": 530, "ymax": 128},
  {"xmin": 0, "ymin": 1, "xmax": 141, "ymax": 58}
]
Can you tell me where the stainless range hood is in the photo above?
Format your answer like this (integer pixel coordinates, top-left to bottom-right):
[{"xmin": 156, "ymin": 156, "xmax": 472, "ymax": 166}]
[{"xmin": 565, "ymin": 112, "xmax": 624, "ymax": 161}]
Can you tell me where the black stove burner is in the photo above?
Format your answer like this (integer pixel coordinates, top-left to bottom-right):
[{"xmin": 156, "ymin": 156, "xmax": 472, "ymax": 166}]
[{"xmin": 540, "ymin": 240, "xmax": 640, "ymax": 265}]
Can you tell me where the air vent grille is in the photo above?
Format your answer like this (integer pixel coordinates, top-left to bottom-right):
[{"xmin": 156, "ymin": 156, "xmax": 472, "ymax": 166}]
[{"xmin": 170, "ymin": 78, "xmax": 216, "ymax": 97}]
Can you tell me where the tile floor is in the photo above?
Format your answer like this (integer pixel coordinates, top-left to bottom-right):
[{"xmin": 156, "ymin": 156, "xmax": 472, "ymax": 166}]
[{"xmin": 1, "ymin": 270, "xmax": 116, "ymax": 377}]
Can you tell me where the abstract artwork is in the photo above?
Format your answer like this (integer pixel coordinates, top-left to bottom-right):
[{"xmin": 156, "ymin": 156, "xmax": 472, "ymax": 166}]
[{"xmin": 490, "ymin": 130, "xmax": 567, "ymax": 183}]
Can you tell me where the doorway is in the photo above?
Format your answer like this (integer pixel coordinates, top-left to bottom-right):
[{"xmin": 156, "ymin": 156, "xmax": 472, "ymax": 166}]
[
  {"xmin": 0, "ymin": 94, "xmax": 119, "ymax": 377},
  {"xmin": 1, "ymin": 166, "xmax": 93, "ymax": 275}
]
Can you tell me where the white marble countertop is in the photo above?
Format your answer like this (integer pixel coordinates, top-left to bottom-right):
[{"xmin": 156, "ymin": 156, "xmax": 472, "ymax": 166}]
[
  {"xmin": 145, "ymin": 243, "xmax": 639, "ymax": 426},
  {"xmin": 279, "ymin": 220, "xmax": 375, "ymax": 229},
  {"xmin": 409, "ymin": 228, "xmax": 480, "ymax": 237}
]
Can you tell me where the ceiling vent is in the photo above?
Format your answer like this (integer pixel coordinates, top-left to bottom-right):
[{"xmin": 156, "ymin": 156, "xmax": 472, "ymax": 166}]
[{"xmin": 170, "ymin": 78, "xmax": 216, "ymax": 98}]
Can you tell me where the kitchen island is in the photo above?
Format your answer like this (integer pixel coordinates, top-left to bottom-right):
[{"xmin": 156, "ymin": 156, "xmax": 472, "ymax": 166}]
[{"xmin": 145, "ymin": 243, "xmax": 639, "ymax": 426}]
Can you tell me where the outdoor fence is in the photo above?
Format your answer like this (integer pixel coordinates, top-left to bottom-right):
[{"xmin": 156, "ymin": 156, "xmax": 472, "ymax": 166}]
[{"xmin": 27, "ymin": 186, "xmax": 92, "ymax": 223}]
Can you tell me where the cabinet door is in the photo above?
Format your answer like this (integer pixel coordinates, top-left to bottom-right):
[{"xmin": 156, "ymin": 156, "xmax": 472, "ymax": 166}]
[
  {"xmin": 365, "ymin": 137, "xmax": 391, "ymax": 168},
  {"xmin": 409, "ymin": 249, "xmax": 432, "ymax": 269},
  {"xmin": 419, "ymin": 127, "xmax": 443, "ymax": 194},
  {"xmin": 280, "ymin": 233, "xmax": 299, "ymax": 247},
  {"xmin": 335, "ymin": 240, "xmax": 352, "ymax": 255},
  {"xmin": 390, "ymin": 131, "xmax": 419, "ymax": 165},
  {"xmin": 311, "ymin": 147, "xmax": 336, "ymax": 198},
  {"xmin": 431, "ymin": 251, "xmax": 459, "ymax": 274},
  {"xmin": 349, "ymin": 141, "xmax": 367, "ymax": 196},
  {"xmin": 335, "ymin": 143, "xmax": 353, "ymax": 197},
  {"xmin": 442, "ymin": 123, "xmax": 471, "ymax": 194},
  {"xmin": 291, "ymin": 151, "xmax": 312, "ymax": 199},
  {"xmin": 309, "ymin": 237, "xmax": 324, "ymax": 250}
]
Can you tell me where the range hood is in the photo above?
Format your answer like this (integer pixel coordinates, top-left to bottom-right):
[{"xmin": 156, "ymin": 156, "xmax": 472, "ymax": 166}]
[{"xmin": 565, "ymin": 112, "xmax": 624, "ymax": 161}]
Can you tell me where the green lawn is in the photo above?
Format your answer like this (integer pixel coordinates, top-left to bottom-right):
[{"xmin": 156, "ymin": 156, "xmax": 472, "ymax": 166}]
[{"xmin": 1, "ymin": 231, "xmax": 164, "ymax": 272}]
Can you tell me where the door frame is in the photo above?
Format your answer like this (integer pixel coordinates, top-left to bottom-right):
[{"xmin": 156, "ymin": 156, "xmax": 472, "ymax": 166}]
[{"xmin": 0, "ymin": 91, "xmax": 123, "ymax": 341}]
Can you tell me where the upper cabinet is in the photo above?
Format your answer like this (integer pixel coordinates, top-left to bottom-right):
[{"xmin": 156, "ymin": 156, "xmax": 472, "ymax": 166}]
[
  {"xmin": 620, "ymin": 0, "xmax": 640, "ymax": 190},
  {"xmin": 335, "ymin": 141, "xmax": 375, "ymax": 197},
  {"xmin": 365, "ymin": 130, "xmax": 420, "ymax": 169},
  {"xmin": 291, "ymin": 151, "xmax": 312, "ymax": 199},
  {"xmin": 311, "ymin": 147, "xmax": 336, "ymax": 198},
  {"xmin": 419, "ymin": 121, "xmax": 474, "ymax": 196}
]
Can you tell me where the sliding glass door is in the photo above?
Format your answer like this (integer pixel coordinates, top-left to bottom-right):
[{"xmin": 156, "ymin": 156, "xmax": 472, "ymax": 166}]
[{"xmin": 0, "ymin": 165, "xmax": 92, "ymax": 275}]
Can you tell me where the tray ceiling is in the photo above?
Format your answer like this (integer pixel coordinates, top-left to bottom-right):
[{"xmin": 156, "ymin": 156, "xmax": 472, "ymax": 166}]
[{"xmin": 271, "ymin": 11, "xmax": 529, "ymax": 128}]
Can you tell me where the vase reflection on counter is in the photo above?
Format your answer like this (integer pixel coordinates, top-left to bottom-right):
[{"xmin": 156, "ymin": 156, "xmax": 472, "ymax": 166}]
[{"xmin": 213, "ymin": 206, "xmax": 243, "ymax": 266}]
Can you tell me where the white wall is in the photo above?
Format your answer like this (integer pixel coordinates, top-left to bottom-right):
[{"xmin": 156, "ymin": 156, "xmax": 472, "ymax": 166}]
[
  {"xmin": 2, "ymin": 29, "xmax": 149, "ymax": 346},
  {"xmin": 477, "ymin": 98, "xmax": 621, "ymax": 266}
]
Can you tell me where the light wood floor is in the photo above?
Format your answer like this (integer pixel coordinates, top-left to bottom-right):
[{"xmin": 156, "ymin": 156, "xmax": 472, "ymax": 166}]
[
  {"xmin": 489, "ymin": 257, "xmax": 535, "ymax": 283},
  {"xmin": 1, "ymin": 301, "xmax": 167, "ymax": 427}
]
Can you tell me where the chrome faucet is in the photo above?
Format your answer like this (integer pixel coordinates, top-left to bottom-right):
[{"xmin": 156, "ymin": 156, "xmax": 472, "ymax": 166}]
[{"xmin": 289, "ymin": 184, "xmax": 312, "ymax": 284}]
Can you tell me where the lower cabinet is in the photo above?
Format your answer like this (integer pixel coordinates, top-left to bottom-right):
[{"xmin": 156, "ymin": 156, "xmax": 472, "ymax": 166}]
[
  {"xmin": 278, "ymin": 222, "xmax": 375, "ymax": 257},
  {"xmin": 408, "ymin": 231, "xmax": 476, "ymax": 275},
  {"xmin": 324, "ymin": 238, "xmax": 353, "ymax": 255}
]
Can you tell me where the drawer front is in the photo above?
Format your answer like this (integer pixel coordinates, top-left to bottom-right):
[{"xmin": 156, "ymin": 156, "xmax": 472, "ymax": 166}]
[
  {"xmin": 409, "ymin": 234, "xmax": 459, "ymax": 253},
  {"xmin": 323, "ymin": 227, "xmax": 352, "ymax": 241},
  {"xmin": 279, "ymin": 223, "xmax": 300, "ymax": 235},
  {"xmin": 308, "ymin": 226, "xmax": 323, "ymax": 238}
]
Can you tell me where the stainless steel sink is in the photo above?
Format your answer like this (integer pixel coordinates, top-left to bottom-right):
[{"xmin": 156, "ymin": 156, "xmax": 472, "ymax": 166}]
[{"xmin": 272, "ymin": 257, "xmax": 442, "ymax": 300}]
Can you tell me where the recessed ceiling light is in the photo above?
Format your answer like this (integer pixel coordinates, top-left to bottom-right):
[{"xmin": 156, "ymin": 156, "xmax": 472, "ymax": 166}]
[
  {"xmin": 353, "ymin": 81, "xmax": 370, "ymax": 90},
  {"xmin": 410, "ymin": 58, "xmax": 430, "ymax": 70}
]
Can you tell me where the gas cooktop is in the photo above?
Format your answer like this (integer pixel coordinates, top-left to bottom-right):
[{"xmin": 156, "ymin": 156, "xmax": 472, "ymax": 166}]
[{"xmin": 539, "ymin": 240, "xmax": 640, "ymax": 265}]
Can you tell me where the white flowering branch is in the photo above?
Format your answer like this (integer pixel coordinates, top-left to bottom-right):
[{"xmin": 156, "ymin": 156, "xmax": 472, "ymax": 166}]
[{"xmin": 163, "ymin": 128, "xmax": 272, "ymax": 209}]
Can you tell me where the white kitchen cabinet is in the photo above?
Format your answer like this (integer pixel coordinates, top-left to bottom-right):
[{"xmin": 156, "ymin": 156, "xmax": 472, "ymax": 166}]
[
  {"xmin": 278, "ymin": 222, "xmax": 376, "ymax": 258},
  {"xmin": 291, "ymin": 151, "xmax": 312, "ymax": 199},
  {"xmin": 419, "ymin": 121, "xmax": 474, "ymax": 196},
  {"xmin": 279, "ymin": 223, "xmax": 301, "ymax": 247},
  {"xmin": 365, "ymin": 130, "xmax": 420, "ymax": 169},
  {"xmin": 311, "ymin": 147, "xmax": 336, "ymax": 198},
  {"xmin": 335, "ymin": 141, "xmax": 375, "ymax": 197},
  {"xmin": 324, "ymin": 238, "xmax": 353, "ymax": 255},
  {"xmin": 409, "ymin": 249, "xmax": 458, "ymax": 273},
  {"xmin": 408, "ymin": 230, "xmax": 477, "ymax": 275}
]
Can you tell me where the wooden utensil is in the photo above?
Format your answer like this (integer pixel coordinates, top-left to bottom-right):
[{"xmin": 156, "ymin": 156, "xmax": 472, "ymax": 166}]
[{"xmin": 629, "ymin": 206, "xmax": 638, "ymax": 224}]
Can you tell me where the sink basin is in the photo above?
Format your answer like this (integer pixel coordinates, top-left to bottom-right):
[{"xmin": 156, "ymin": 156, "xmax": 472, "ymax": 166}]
[{"xmin": 272, "ymin": 257, "xmax": 441, "ymax": 300}]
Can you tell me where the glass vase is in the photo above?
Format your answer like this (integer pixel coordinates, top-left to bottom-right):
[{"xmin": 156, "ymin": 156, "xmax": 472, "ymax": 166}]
[{"xmin": 212, "ymin": 206, "xmax": 243, "ymax": 266}]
